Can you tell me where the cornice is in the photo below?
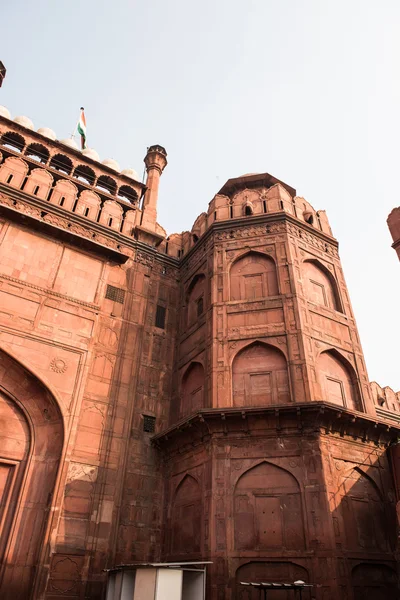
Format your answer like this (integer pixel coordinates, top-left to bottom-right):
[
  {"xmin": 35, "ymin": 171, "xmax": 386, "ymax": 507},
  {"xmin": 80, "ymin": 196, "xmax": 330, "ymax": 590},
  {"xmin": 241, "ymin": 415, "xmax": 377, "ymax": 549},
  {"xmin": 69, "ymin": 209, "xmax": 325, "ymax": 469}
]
[
  {"xmin": 179, "ymin": 212, "xmax": 339, "ymax": 270},
  {"xmin": 152, "ymin": 402, "xmax": 400, "ymax": 448}
]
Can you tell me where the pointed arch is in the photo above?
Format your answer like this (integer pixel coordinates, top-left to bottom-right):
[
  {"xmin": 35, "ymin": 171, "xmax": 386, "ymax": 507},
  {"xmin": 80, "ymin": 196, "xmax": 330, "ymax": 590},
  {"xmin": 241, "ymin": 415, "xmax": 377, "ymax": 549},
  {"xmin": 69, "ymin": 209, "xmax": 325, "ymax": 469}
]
[
  {"xmin": 337, "ymin": 467, "xmax": 391, "ymax": 552},
  {"xmin": 317, "ymin": 349, "xmax": 361, "ymax": 411},
  {"xmin": 232, "ymin": 341, "xmax": 290, "ymax": 407},
  {"xmin": 171, "ymin": 474, "xmax": 202, "ymax": 556},
  {"xmin": 303, "ymin": 259, "xmax": 342, "ymax": 312},
  {"xmin": 0, "ymin": 348, "xmax": 64, "ymax": 599},
  {"xmin": 180, "ymin": 361, "xmax": 205, "ymax": 418},
  {"xmin": 230, "ymin": 251, "xmax": 278, "ymax": 300},
  {"xmin": 234, "ymin": 461, "xmax": 305, "ymax": 551}
]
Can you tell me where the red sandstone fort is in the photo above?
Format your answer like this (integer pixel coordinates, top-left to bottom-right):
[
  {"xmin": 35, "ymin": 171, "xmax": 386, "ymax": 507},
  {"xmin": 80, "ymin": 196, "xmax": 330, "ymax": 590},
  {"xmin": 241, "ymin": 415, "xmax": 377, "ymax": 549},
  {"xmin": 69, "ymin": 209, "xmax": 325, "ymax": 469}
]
[{"xmin": 0, "ymin": 106, "xmax": 399, "ymax": 599}]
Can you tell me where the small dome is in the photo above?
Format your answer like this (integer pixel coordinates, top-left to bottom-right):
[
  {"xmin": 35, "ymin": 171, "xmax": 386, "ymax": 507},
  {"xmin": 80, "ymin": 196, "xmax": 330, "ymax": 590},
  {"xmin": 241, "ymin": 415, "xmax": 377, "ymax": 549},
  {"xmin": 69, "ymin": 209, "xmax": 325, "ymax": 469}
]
[
  {"xmin": 121, "ymin": 168, "xmax": 140, "ymax": 181},
  {"xmin": 14, "ymin": 115, "xmax": 34, "ymax": 130},
  {"xmin": 102, "ymin": 158, "xmax": 121, "ymax": 172},
  {"xmin": 37, "ymin": 127, "xmax": 56, "ymax": 140},
  {"xmin": 82, "ymin": 147, "xmax": 100, "ymax": 161},
  {"xmin": 0, "ymin": 106, "xmax": 11, "ymax": 119},
  {"xmin": 60, "ymin": 138, "xmax": 79, "ymax": 150},
  {"xmin": 241, "ymin": 172, "xmax": 259, "ymax": 177}
]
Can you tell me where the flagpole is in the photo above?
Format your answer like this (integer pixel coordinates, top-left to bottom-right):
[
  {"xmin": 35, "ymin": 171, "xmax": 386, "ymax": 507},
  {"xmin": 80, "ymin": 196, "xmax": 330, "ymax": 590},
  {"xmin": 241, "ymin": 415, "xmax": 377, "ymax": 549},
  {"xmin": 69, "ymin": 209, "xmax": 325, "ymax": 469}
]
[{"xmin": 71, "ymin": 107, "xmax": 84, "ymax": 141}]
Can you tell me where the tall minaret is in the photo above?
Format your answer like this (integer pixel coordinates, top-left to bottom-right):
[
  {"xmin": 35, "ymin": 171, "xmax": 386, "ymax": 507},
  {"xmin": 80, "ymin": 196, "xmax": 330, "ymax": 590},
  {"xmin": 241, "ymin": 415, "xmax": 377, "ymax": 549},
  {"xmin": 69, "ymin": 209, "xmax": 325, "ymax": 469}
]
[{"xmin": 139, "ymin": 144, "xmax": 167, "ymax": 236}]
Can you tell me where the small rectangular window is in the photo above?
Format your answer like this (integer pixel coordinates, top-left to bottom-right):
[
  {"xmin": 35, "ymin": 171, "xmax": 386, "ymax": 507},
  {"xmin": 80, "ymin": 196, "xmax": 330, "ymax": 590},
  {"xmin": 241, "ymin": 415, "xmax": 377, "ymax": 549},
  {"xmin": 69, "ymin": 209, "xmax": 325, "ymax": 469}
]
[
  {"xmin": 155, "ymin": 305, "xmax": 166, "ymax": 329},
  {"xmin": 33, "ymin": 185, "xmax": 40, "ymax": 195},
  {"xmin": 84, "ymin": 207, "xmax": 90, "ymax": 217},
  {"xmin": 6, "ymin": 174, "xmax": 13, "ymax": 184},
  {"xmin": 143, "ymin": 415, "xmax": 156, "ymax": 433},
  {"xmin": 59, "ymin": 196, "xmax": 65, "ymax": 207},
  {"xmin": 105, "ymin": 284, "xmax": 125, "ymax": 304}
]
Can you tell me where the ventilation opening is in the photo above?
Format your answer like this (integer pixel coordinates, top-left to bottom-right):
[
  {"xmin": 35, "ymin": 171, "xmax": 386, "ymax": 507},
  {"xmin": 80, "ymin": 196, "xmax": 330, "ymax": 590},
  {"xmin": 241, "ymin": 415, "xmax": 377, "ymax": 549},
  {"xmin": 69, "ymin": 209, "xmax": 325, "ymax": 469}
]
[
  {"xmin": 143, "ymin": 415, "xmax": 156, "ymax": 433},
  {"xmin": 155, "ymin": 304, "xmax": 166, "ymax": 329},
  {"xmin": 196, "ymin": 296, "xmax": 204, "ymax": 317},
  {"xmin": 59, "ymin": 196, "xmax": 65, "ymax": 207},
  {"xmin": 105, "ymin": 284, "xmax": 125, "ymax": 304},
  {"xmin": 306, "ymin": 214, "xmax": 314, "ymax": 225},
  {"xmin": 108, "ymin": 217, "xmax": 113, "ymax": 227},
  {"xmin": 84, "ymin": 207, "xmax": 90, "ymax": 217},
  {"xmin": 6, "ymin": 174, "xmax": 13, "ymax": 184},
  {"xmin": 280, "ymin": 200, "xmax": 284, "ymax": 209},
  {"xmin": 214, "ymin": 211, "xmax": 217, "ymax": 221},
  {"xmin": 193, "ymin": 234, "xmax": 199, "ymax": 243},
  {"xmin": 229, "ymin": 205, "xmax": 233, "ymax": 218},
  {"xmin": 263, "ymin": 200, "xmax": 267, "ymax": 213},
  {"xmin": 33, "ymin": 185, "xmax": 40, "ymax": 196},
  {"xmin": 245, "ymin": 205, "xmax": 253, "ymax": 216}
]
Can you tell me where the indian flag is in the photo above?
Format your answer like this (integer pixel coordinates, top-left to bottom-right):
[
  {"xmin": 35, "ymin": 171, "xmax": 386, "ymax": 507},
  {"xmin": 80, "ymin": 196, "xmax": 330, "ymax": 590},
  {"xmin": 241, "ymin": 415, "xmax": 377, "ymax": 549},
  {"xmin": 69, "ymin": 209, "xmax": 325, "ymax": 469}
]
[{"xmin": 77, "ymin": 107, "xmax": 87, "ymax": 149}]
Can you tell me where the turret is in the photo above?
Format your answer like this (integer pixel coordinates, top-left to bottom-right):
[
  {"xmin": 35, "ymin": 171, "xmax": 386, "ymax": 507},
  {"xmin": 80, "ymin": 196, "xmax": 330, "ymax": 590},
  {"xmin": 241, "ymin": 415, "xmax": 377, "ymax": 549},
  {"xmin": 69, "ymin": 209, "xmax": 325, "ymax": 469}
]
[{"xmin": 140, "ymin": 144, "xmax": 167, "ymax": 233}]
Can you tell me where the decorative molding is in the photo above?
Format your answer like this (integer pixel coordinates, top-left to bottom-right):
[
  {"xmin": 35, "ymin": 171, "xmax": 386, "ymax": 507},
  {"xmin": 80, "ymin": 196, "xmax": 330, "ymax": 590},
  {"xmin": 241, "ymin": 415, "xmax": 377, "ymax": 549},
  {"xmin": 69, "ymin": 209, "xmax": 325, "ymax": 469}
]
[
  {"xmin": 0, "ymin": 273, "xmax": 100, "ymax": 310},
  {"xmin": 50, "ymin": 357, "xmax": 68, "ymax": 374}
]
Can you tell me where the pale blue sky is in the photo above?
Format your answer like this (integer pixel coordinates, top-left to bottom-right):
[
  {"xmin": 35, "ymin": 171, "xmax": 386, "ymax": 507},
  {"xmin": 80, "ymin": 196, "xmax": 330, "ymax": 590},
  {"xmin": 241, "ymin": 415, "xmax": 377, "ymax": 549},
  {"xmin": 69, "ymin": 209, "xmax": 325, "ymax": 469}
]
[{"xmin": 2, "ymin": 1, "xmax": 400, "ymax": 389}]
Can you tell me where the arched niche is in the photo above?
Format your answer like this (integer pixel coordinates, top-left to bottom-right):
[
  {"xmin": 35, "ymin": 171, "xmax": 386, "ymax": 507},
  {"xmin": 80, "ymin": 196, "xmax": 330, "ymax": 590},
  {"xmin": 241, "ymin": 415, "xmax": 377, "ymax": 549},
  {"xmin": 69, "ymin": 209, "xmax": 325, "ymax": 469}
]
[
  {"xmin": 171, "ymin": 475, "xmax": 202, "ymax": 556},
  {"xmin": 338, "ymin": 468, "xmax": 391, "ymax": 553},
  {"xmin": 230, "ymin": 252, "xmax": 278, "ymax": 301},
  {"xmin": 186, "ymin": 273, "xmax": 206, "ymax": 327},
  {"xmin": 317, "ymin": 350, "xmax": 361, "ymax": 411},
  {"xmin": 352, "ymin": 563, "xmax": 397, "ymax": 599},
  {"xmin": 234, "ymin": 462, "xmax": 305, "ymax": 552},
  {"xmin": 98, "ymin": 199, "xmax": 123, "ymax": 230},
  {"xmin": 24, "ymin": 167, "xmax": 53, "ymax": 200},
  {"xmin": 303, "ymin": 259, "xmax": 342, "ymax": 312},
  {"xmin": 0, "ymin": 156, "xmax": 28, "ymax": 188},
  {"xmin": 49, "ymin": 153, "xmax": 73, "ymax": 175},
  {"xmin": 25, "ymin": 142, "xmax": 49, "ymax": 164},
  {"xmin": 180, "ymin": 362, "xmax": 205, "ymax": 418},
  {"xmin": 0, "ymin": 349, "xmax": 64, "ymax": 600},
  {"xmin": 75, "ymin": 189, "xmax": 101, "ymax": 221},
  {"xmin": 49, "ymin": 179, "xmax": 78, "ymax": 211},
  {"xmin": 235, "ymin": 561, "xmax": 310, "ymax": 600},
  {"xmin": 232, "ymin": 342, "xmax": 290, "ymax": 407},
  {"xmin": 0, "ymin": 131, "xmax": 25, "ymax": 153}
]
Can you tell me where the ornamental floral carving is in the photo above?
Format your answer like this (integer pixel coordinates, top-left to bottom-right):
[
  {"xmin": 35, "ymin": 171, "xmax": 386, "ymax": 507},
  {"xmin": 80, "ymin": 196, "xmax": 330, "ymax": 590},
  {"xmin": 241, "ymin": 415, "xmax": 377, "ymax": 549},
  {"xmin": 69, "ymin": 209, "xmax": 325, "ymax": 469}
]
[{"xmin": 50, "ymin": 357, "xmax": 68, "ymax": 374}]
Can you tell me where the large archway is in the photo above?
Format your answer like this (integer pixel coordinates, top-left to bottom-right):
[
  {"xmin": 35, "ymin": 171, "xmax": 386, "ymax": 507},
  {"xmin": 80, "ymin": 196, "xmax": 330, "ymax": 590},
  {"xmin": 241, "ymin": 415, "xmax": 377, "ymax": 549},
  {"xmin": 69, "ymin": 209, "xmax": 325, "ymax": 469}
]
[
  {"xmin": 235, "ymin": 561, "xmax": 310, "ymax": 600},
  {"xmin": 234, "ymin": 462, "xmax": 305, "ymax": 552},
  {"xmin": 0, "ymin": 349, "xmax": 64, "ymax": 600}
]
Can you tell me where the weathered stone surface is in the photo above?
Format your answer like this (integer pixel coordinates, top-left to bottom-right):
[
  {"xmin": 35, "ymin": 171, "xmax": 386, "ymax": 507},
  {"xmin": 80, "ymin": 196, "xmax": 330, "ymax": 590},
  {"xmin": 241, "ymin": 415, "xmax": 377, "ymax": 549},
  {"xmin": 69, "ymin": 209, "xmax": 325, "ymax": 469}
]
[{"xmin": 0, "ymin": 113, "xmax": 399, "ymax": 599}]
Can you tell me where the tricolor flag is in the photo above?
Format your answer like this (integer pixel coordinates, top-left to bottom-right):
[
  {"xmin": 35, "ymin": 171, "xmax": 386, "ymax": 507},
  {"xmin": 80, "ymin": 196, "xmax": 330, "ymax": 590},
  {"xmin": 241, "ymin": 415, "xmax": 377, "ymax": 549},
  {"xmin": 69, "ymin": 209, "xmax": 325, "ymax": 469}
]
[{"xmin": 77, "ymin": 107, "xmax": 87, "ymax": 149}]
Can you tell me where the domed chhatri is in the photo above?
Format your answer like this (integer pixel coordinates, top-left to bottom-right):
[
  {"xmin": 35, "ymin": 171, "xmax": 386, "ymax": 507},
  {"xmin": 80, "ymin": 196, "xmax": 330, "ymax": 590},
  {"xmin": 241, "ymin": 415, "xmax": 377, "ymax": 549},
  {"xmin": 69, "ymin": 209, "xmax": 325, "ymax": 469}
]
[
  {"xmin": 37, "ymin": 127, "xmax": 56, "ymax": 141},
  {"xmin": 82, "ymin": 147, "xmax": 100, "ymax": 161},
  {"xmin": 14, "ymin": 115, "xmax": 34, "ymax": 130},
  {"xmin": 0, "ymin": 105, "xmax": 10, "ymax": 119},
  {"xmin": 60, "ymin": 138, "xmax": 79, "ymax": 150},
  {"xmin": 102, "ymin": 158, "xmax": 121, "ymax": 172},
  {"xmin": 121, "ymin": 167, "xmax": 140, "ymax": 181}
]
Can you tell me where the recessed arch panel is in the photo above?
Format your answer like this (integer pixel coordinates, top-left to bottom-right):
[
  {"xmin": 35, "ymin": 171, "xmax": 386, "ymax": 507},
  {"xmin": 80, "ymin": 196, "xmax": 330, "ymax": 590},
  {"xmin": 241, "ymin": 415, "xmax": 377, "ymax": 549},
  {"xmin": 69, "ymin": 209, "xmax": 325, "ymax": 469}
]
[
  {"xmin": 234, "ymin": 462, "xmax": 305, "ymax": 552},
  {"xmin": 230, "ymin": 252, "xmax": 278, "ymax": 301},
  {"xmin": 317, "ymin": 350, "xmax": 361, "ymax": 410},
  {"xmin": 171, "ymin": 474, "xmax": 202, "ymax": 556},
  {"xmin": 180, "ymin": 361, "xmax": 205, "ymax": 418},
  {"xmin": 232, "ymin": 342, "xmax": 289, "ymax": 407},
  {"xmin": 303, "ymin": 259, "xmax": 342, "ymax": 312}
]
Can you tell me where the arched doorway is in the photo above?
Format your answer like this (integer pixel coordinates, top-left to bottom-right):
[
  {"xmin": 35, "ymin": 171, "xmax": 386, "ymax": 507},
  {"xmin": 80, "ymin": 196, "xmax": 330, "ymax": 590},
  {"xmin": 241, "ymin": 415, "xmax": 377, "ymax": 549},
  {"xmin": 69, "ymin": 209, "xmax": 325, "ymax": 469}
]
[{"xmin": 0, "ymin": 349, "xmax": 64, "ymax": 600}]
